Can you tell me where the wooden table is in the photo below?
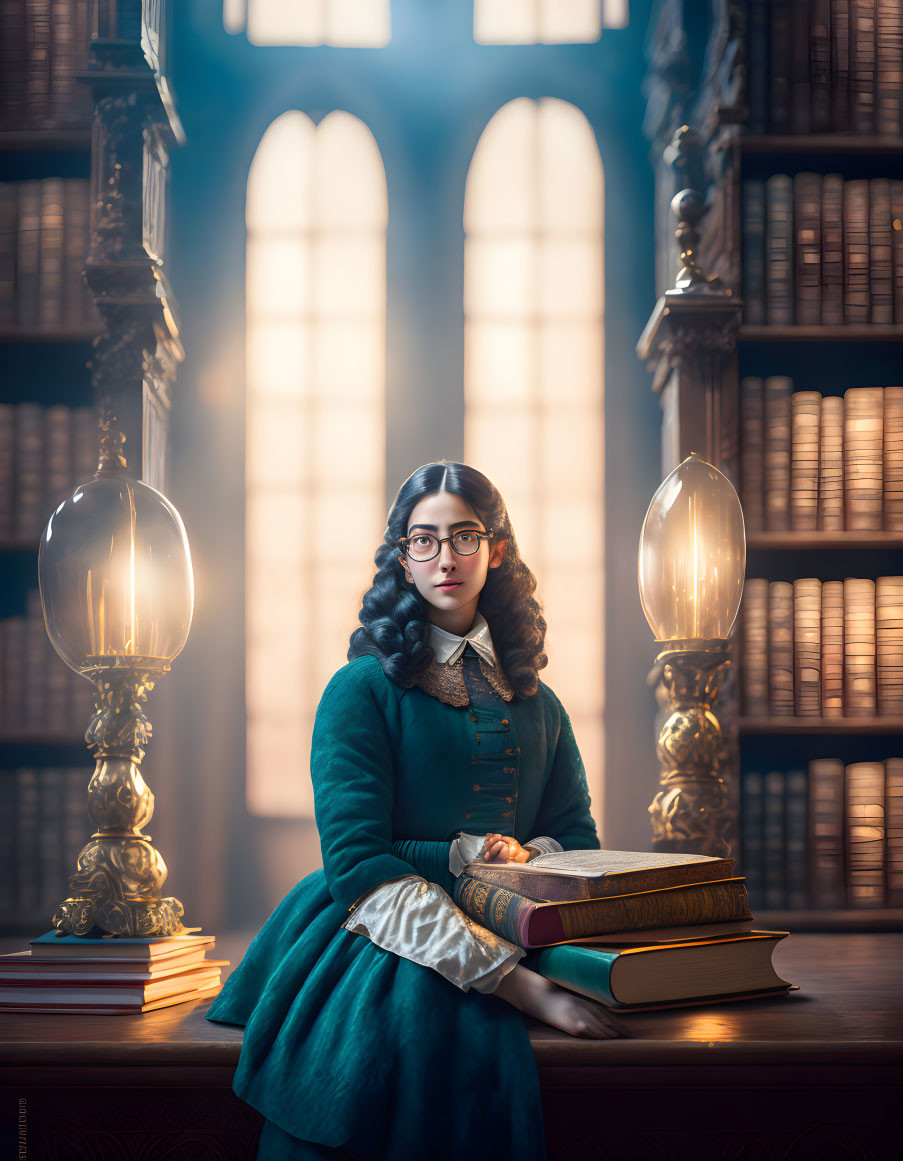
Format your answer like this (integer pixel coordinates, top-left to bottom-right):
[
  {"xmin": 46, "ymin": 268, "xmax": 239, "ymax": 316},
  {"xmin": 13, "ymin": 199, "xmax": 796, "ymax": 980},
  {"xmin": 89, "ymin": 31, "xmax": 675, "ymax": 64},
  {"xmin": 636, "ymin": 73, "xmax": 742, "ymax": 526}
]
[{"xmin": 2, "ymin": 932, "xmax": 901, "ymax": 1160}]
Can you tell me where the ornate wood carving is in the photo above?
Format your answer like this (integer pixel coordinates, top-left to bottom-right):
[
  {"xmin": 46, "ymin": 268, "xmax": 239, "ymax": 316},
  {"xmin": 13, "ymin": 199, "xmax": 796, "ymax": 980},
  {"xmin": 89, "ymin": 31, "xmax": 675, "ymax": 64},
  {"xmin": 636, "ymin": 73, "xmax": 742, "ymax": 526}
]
[{"xmin": 82, "ymin": 1, "xmax": 183, "ymax": 484}]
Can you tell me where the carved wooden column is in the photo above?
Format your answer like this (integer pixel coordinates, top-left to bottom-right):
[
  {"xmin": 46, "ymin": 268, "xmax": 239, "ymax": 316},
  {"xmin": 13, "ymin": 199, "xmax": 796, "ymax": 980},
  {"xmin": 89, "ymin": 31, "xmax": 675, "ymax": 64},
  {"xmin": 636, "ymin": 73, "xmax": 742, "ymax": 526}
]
[{"xmin": 84, "ymin": 0, "xmax": 184, "ymax": 490}]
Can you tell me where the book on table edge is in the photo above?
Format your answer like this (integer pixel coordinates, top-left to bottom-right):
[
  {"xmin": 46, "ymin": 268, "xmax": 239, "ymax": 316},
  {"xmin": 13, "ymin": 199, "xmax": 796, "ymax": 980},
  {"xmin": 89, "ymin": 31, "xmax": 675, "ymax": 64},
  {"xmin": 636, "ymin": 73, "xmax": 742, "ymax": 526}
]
[
  {"xmin": 0, "ymin": 980, "xmax": 223, "ymax": 1015},
  {"xmin": 0, "ymin": 950, "xmax": 224, "ymax": 976},
  {"xmin": 28, "ymin": 929, "xmax": 214, "ymax": 960},
  {"xmin": 463, "ymin": 848, "xmax": 735, "ymax": 903},
  {"xmin": 524, "ymin": 930, "xmax": 793, "ymax": 1010},
  {"xmin": 453, "ymin": 874, "xmax": 752, "ymax": 949},
  {"xmin": 547, "ymin": 984, "xmax": 798, "ymax": 1014},
  {"xmin": 0, "ymin": 964, "xmax": 222, "ymax": 1004},
  {"xmin": 571, "ymin": 919, "xmax": 755, "ymax": 945}
]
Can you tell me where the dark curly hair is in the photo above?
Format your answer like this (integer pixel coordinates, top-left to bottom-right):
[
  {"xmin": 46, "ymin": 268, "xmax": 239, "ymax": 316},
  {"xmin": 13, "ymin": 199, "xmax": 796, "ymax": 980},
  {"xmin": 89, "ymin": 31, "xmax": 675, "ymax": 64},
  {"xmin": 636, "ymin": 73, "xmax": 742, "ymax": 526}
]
[{"xmin": 347, "ymin": 461, "xmax": 547, "ymax": 698}]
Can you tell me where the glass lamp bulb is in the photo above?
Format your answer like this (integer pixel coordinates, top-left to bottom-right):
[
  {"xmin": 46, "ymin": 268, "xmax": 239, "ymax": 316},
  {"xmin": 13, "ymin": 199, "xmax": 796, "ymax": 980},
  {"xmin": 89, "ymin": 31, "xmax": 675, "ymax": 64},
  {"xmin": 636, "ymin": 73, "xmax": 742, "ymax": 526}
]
[
  {"xmin": 38, "ymin": 472, "xmax": 194, "ymax": 674},
  {"xmin": 638, "ymin": 453, "xmax": 746, "ymax": 642}
]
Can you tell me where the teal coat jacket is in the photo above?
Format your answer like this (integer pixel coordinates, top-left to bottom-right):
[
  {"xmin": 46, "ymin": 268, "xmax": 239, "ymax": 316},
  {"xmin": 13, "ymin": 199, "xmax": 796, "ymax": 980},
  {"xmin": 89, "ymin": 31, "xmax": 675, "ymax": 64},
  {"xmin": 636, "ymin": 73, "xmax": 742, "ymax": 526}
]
[{"xmin": 207, "ymin": 654, "xmax": 600, "ymax": 1161}]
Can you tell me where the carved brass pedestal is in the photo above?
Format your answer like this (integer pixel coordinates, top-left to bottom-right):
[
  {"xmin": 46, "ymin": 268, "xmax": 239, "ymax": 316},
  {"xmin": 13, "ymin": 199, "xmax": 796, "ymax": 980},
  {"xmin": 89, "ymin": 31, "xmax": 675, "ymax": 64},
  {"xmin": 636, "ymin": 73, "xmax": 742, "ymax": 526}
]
[
  {"xmin": 649, "ymin": 638, "xmax": 732, "ymax": 859},
  {"xmin": 52, "ymin": 660, "xmax": 186, "ymax": 937}
]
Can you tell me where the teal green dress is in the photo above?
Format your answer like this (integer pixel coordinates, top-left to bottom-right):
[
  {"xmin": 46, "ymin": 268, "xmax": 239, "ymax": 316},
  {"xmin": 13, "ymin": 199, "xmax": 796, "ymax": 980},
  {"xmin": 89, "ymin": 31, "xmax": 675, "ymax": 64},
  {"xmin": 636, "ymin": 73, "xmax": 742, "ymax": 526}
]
[{"xmin": 206, "ymin": 653, "xmax": 600, "ymax": 1160}]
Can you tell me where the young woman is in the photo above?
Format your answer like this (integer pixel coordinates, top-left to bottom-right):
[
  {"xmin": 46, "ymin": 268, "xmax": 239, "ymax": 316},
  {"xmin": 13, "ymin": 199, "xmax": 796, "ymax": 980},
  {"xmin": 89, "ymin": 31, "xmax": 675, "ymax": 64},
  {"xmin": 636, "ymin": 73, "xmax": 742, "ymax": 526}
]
[{"xmin": 207, "ymin": 461, "xmax": 625, "ymax": 1161}]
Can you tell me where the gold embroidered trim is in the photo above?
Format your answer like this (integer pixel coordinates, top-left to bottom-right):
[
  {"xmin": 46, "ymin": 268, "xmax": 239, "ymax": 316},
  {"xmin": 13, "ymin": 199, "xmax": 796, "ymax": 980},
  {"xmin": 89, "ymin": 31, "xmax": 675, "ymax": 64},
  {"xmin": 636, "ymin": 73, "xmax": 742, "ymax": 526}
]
[{"xmin": 412, "ymin": 655, "xmax": 514, "ymax": 706}]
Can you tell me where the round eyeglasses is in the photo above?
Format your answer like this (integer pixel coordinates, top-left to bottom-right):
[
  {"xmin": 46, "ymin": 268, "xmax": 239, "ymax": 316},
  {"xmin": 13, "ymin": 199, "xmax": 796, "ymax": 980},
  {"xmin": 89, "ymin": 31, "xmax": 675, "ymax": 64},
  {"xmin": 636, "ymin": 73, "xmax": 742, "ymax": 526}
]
[{"xmin": 398, "ymin": 528, "xmax": 494, "ymax": 562}]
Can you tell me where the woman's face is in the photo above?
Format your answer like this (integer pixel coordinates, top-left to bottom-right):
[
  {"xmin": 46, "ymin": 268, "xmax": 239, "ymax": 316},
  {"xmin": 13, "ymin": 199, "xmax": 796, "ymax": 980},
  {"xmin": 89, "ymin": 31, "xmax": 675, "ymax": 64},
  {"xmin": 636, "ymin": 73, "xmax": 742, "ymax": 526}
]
[{"xmin": 398, "ymin": 490, "xmax": 507, "ymax": 635}]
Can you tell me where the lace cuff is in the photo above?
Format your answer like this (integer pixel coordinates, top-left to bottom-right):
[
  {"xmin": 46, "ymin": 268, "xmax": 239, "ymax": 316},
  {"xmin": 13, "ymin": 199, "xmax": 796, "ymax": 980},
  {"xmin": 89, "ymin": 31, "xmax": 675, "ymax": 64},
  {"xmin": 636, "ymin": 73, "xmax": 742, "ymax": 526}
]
[
  {"xmin": 342, "ymin": 875, "xmax": 524, "ymax": 994},
  {"xmin": 524, "ymin": 835, "xmax": 564, "ymax": 858},
  {"xmin": 448, "ymin": 832, "xmax": 487, "ymax": 877}
]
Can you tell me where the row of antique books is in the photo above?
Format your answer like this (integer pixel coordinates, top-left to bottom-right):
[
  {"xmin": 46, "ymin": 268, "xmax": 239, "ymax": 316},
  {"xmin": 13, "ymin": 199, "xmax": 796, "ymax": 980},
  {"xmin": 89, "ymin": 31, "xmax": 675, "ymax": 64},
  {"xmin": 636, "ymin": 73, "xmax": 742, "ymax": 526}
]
[
  {"xmin": 0, "ymin": 402, "xmax": 97, "ymax": 541},
  {"xmin": 0, "ymin": 931, "xmax": 226, "ymax": 1015},
  {"xmin": 741, "ymin": 175, "xmax": 903, "ymax": 326},
  {"xmin": 0, "ymin": 0, "xmax": 91, "ymax": 130},
  {"xmin": 740, "ymin": 379, "xmax": 903, "ymax": 532},
  {"xmin": 741, "ymin": 576, "xmax": 903, "ymax": 717},
  {"xmin": 740, "ymin": 759, "xmax": 903, "ymax": 910},
  {"xmin": 0, "ymin": 596, "xmax": 94, "ymax": 738},
  {"xmin": 0, "ymin": 766, "xmax": 88, "ymax": 922},
  {"xmin": 746, "ymin": 0, "xmax": 903, "ymax": 136},
  {"xmin": 452, "ymin": 850, "xmax": 793, "ymax": 1010},
  {"xmin": 0, "ymin": 179, "xmax": 100, "ymax": 329}
]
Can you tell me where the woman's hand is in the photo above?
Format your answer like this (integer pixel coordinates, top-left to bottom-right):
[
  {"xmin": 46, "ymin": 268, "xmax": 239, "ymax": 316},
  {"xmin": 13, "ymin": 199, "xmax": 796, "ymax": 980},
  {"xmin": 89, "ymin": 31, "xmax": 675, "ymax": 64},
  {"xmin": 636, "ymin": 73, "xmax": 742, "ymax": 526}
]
[{"xmin": 482, "ymin": 834, "xmax": 531, "ymax": 863}]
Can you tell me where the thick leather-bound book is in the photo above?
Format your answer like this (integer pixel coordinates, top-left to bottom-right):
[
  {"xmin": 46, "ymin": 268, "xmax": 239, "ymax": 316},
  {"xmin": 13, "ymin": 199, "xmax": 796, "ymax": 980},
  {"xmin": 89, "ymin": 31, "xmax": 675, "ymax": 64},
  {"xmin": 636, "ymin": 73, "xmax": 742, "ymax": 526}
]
[
  {"xmin": 763, "ymin": 771, "xmax": 786, "ymax": 909},
  {"xmin": 765, "ymin": 176, "xmax": 793, "ymax": 324},
  {"xmin": 876, "ymin": 0, "xmax": 903, "ymax": 134},
  {"xmin": 811, "ymin": 0, "xmax": 833, "ymax": 131},
  {"xmin": 809, "ymin": 757, "xmax": 845, "ymax": 908},
  {"xmin": 792, "ymin": 577, "xmax": 821, "ymax": 714},
  {"xmin": 844, "ymin": 179, "xmax": 870, "ymax": 323},
  {"xmin": 769, "ymin": 0, "xmax": 791, "ymax": 131},
  {"xmin": 452, "ymin": 875, "xmax": 752, "ymax": 949},
  {"xmin": 870, "ymin": 178, "xmax": 893, "ymax": 324},
  {"xmin": 818, "ymin": 396, "xmax": 844, "ymax": 532},
  {"xmin": 741, "ymin": 182, "xmax": 765, "ymax": 325},
  {"xmin": 821, "ymin": 580, "xmax": 845, "ymax": 714},
  {"xmin": 768, "ymin": 580, "xmax": 794, "ymax": 715},
  {"xmin": 746, "ymin": 0, "xmax": 769, "ymax": 133},
  {"xmin": 885, "ymin": 388, "xmax": 903, "ymax": 531},
  {"xmin": 461, "ymin": 848, "xmax": 734, "ymax": 902},
  {"xmin": 29, "ymin": 929, "xmax": 213, "ymax": 961},
  {"xmin": 789, "ymin": 0, "xmax": 811, "ymax": 133},
  {"xmin": 844, "ymin": 578, "xmax": 877, "ymax": 714},
  {"xmin": 832, "ymin": 0, "xmax": 852, "ymax": 131},
  {"xmin": 764, "ymin": 377, "xmax": 792, "ymax": 530},
  {"xmin": 741, "ymin": 577, "xmax": 769, "ymax": 715},
  {"xmin": 524, "ymin": 931, "xmax": 792, "ymax": 1010},
  {"xmin": 793, "ymin": 175, "xmax": 821, "ymax": 325},
  {"xmin": 790, "ymin": 395, "xmax": 820, "ymax": 532},
  {"xmin": 0, "ymin": 981, "xmax": 222, "ymax": 1015},
  {"xmin": 785, "ymin": 768, "xmax": 810, "ymax": 909},
  {"xmin": 850, "ymin": 0, "xmax": 877, "ymax": 134},
  {"xmin": 893, "ymin": 182, "xmax": 903, "ymax": 321},
  {"xmin": 887, "ymin": 757, "xmax": 903, "ymax": 907},
  {"xmin": 846, "ymin": 760, "xmax": 886, "ymax": 906},
  {"xmin": 740, "ymin": 377, "xmax": 765, "ymax": 530},
  {"xmin": 821, "ymin": 174, "xmax": 845, "ymax": 325}
]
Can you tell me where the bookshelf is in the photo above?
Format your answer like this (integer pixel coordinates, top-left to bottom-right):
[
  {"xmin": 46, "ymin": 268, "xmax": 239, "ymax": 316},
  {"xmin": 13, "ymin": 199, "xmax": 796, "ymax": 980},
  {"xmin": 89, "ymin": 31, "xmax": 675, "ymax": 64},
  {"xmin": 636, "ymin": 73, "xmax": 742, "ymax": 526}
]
[
  {"xmin": 640, "ymin": 0, "xmax": 903, "ymax": 931},
  {"xmin": 739, "ymin": 324, "xmax": 903, "ymax": 341},
  {"xmin": 0, "ymin": 0, "xmax": 183, "ymax": 934}
]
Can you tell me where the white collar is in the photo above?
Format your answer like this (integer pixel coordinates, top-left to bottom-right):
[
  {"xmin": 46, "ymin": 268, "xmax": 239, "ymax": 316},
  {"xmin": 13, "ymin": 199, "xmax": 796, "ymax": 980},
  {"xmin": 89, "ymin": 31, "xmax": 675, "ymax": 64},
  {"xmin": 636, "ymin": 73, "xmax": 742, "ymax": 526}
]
[{"xmin": 428, "ymin": 612, "xmax": 497, "ymax": 668}]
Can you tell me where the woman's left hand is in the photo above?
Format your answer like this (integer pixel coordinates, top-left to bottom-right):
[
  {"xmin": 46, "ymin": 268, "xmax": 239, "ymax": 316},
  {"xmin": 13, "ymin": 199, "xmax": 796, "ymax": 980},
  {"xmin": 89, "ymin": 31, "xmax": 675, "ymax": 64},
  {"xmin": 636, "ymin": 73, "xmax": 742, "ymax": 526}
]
[{"xmin": 483, "ymin": 834, "xmax": 531, "ymax": 863}]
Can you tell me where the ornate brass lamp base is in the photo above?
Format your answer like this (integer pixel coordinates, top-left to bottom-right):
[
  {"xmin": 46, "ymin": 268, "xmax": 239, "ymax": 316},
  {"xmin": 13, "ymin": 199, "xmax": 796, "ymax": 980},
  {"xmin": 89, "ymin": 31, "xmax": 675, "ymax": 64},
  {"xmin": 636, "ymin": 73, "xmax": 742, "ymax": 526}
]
[
  {"xmin": 649, "ymin": 638, "xmax": 732, "ymax": 859},
  {"xmin": 52, "ymin": 661, "xmax": 187, "ymax": 937}
]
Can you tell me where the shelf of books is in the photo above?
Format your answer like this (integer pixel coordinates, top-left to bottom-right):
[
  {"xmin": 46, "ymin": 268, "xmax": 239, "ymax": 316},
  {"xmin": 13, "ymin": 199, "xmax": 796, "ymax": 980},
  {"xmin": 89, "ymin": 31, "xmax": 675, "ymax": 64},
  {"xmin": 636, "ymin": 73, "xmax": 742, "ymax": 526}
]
[
  {"xmin": 727, "ymin": 0, "xmax": 903, "ymax": 931},
  {"xmin": 0, "ymin": 1, "xmax": 99, "ymax": 934}
]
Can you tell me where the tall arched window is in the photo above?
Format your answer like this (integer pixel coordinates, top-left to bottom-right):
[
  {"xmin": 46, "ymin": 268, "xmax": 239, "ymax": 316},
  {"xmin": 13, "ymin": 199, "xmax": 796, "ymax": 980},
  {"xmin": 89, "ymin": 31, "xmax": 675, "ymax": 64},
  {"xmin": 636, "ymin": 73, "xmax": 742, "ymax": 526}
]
[
  {"xmin": 474, "ymin": 0, "xmax": 628, "ymax": 43},
  {"xmin": 245, "ymin": 110, "xmax": 387, "ymax": 816},
  {"xmin": 224, "ymin": 0, "xmax": 391, "ymax": 45},
  {"xmin": 464, "ymin": 98, "xmax": 605, "ymax": 831}
]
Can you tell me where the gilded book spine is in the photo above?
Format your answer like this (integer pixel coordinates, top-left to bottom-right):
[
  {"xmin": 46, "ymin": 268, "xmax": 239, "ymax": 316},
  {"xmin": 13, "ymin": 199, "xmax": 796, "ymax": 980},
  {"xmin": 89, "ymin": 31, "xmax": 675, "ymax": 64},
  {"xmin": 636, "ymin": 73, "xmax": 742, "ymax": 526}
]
[
  {"xmin": 554, "ymin": 881, "xmax": 752, "ymax": 943},
  {"xmin": 453, "ymin": 876, "xmax": 533, "ymax": 946},
  {"xmin": 453, "ymin": 876, "xmax": 752, "ymax": 949}
]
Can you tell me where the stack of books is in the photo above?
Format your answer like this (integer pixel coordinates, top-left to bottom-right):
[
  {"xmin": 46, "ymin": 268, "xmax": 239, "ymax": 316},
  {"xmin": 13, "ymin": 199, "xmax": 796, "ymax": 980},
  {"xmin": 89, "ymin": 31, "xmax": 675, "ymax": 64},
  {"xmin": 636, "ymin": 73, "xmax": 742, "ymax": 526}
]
[
  {"xmin": 741, "ymin": 575, "xmax": 903, "ymax": 718},
  {"xmin": 740, "ymin": 175, "xmax": 903, "ymax": 327},
  {"xmin": 741, "ymin": 757, "xmax": 903, "ymax": 910},
  {"xmin": 741, "ymin": 379, "xmax": 903, "ymax": 535},
  {"xmin": 453, "ymin": 849, "xmax": 794, "ymax": 1012},
  {"xmin": 745, "ymin": 0, "xmax": 903, "ymax": 136},
  {"xmin": 0, "ymin": 929, "xmax": 227, "ymax": 1014}
]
